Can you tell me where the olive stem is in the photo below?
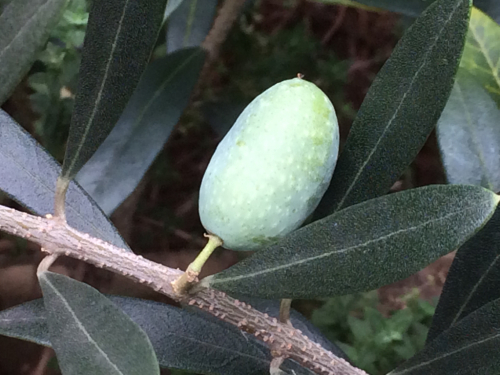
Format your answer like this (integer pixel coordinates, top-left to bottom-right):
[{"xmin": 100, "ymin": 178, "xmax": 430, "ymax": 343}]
[{"xmin": 171, "ymin": 233, "xmax": 223, "ymax": 295}]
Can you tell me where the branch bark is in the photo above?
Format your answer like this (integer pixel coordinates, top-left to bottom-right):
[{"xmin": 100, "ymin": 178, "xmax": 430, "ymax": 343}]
[{"xmin": 0, "ymin": 205, "xmax": 367, "ymax": 375}]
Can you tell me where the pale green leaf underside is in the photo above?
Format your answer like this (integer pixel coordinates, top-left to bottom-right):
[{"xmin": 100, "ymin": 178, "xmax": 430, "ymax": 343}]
[
  {"xmin": 460, "ymin": 7, "xmax": 500, "ymax": 105},
  {"xmin": 75, "ymin": 48, "xmax": 205, "ymax": 215},
  {"xmin": 39, "ymin": 272, "xmax": 159, "ymax": 375},
  {"xmin": 166, "ymin": 0, "xmax": 218, "ymax": 53},
  {"xmin": 437, "ymin": 69, "xmax": 500, "ymax": 191},
  {"xmin": 0, "ymin": 295, "xmax": 329, "ymax": 375},
  {"xmin": 0, "ymin": 110, "xmax": 130, "ymax": 249}
]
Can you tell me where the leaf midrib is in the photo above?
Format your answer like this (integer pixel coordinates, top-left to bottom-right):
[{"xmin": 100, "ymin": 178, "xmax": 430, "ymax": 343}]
[
  {"xmin": 43, "ymin": 275, "xmax": 123, "ymax": 375},
  {"xmin": 390, "ymin": 329, "xmax": 500, "ymax": 374},
  {"xmin": 213, "ymin": 203, "xmax": 479, "ymax": 285},
  {"xmin": 334, "ymin": 0, "xmax": 463, "ymax": 212},
  {"xmin": 64, "ymin": 0, "xmax": 130, "ymax": 178},
  {"xmin": 0, "ymin": 124, "xmax": 121, "ymax": 247},
  {"xmin": 448, "ymin": 252, "xmax": 500, "ymax": 327},
  {"xmin": 0, "ymin": 0, "xmax": 55, "ymax": 59},
  {"xmin": 454, "ymin": 80, "xmax": 493, "ymax": 190},
  {"xmin": 469, "ymin": 16, "xmax": 500, "ymax": 94}
]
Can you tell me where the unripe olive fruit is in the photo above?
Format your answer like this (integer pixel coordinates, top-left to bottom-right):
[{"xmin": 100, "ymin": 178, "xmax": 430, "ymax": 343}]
[{"xmin": 199, "ymin": 77, "xmax": 339, "ymax": 251}]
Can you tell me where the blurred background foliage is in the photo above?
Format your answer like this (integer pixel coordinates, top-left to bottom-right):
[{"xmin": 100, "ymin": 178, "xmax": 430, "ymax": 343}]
[{"xmin": 0, "ymin": 0, "xmax": 465, "ymax": 374}]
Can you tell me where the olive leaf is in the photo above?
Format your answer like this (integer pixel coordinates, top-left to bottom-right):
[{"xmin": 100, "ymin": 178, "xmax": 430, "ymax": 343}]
[
  {"xmin": 0, "ymin": 0, "xmax": 68, "ymax": 105},
  {"xmin": 426, "ymin": 207, "xmax": 500, "ymax": 343},
  {"xmin": 38, "ymin": 272, "xmax": 159, "ymax": 375},
  {"xmin": 207, "ymin": 185, "xmax": 498, "ymax": 299},
  {"xmin": 0, "ymin": 110, "xmax": 129, "ymax": 249},
  {"xmin": 390, "ymin": 297, "xmax": 500, "ymax": 374},
  {"xmin": 75, "ymin": 47, "xmax": 205, "ymax": 215},
  {"xmin": 0, "ymin": 295, "xmax": 330, "ymax": 375},
  {"xmin": 314, "ymin": 0, "xmax": 471, "ymax": 219},
  {"xmin": 437, "ymin": 69, "xmax": 500, "ymax": 191},
  {"xmin": 166, "ymin": 0, "xmax": 218, "ymax": 53},
  {"xmin": 459, "ymin": 7, "xmax": 500, "ymax": 105},
  {"xmin": 61, "ymin": 0, "xmax": 167, "ymax": 182}
]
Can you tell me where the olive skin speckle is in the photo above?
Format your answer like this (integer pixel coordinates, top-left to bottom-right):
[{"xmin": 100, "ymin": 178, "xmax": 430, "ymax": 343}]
[{"xmin": 199, "ymin": 78, "xmax": 339, "ymax": 251}]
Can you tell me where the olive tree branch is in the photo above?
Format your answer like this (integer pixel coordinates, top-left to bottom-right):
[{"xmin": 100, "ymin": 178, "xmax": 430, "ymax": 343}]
[{"xmin": 0, "ymin": 205, "xmax": 367, "ymax": 375}]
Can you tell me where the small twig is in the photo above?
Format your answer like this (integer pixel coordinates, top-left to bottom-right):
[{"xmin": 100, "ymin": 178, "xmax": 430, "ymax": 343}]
[
  {"xmin": 31, "ymin": 347, "xmax": 53, "ymax": 375},
  {"xmin": 0, "ymin": 205, "xmax": 368, "ymax": 375},
  {"xmin": 201, "ymin": 0, "xmax": 248, "ymax": 62},
  {"xmin": 171, "ymin": 233, "xmax": 223, "ymax": 295}
]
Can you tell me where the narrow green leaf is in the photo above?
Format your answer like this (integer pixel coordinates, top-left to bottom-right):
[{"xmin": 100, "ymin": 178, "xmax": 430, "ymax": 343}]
[
  {"xmin": 208, "ymin": 185, "xmax": 498, "ymax": 299},
  {"xmin": 314, "ymin": 0, "xmax": 471, "ymax": 219},
  {"xmin": 166, "ymin": 0, "xmax": 218, "ymax": 53},
  {"xmin": 39, "ymin": 272, "xmax": 159, "ymax": 375},
  {"xmin": 460, "ymin": 7, "xmax": 500, "ymax": 105},
  {"xmin": 61, "ymin": 0, "xmax": 167, "ymax": 181},
  {"xmin": 0, "ymin": 296, "xmax": 332, "ymax": 375},
  {"xmin": 76, "ymin": 48, "xmax": 205, "ymax": 215},
  {"xmin": 390, "ymin": 297, "xmax": 500, "ymax": 374},
  {"xmin": 437, "ymin": 69, "xmax": 500, "ymax": 191},
  {"xmin": 427, "ymin": 207, "xmax": 500, "ymax": 343},
  {"xmin": 0, "ymin": 0, "xmax": 68, "ymax": 104},
  {"xmin": 0, "ymin": 110, "xmax": 129, "ymax": 249}
]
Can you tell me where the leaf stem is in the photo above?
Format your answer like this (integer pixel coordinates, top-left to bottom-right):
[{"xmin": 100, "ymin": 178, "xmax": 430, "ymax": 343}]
[{"xmin": 54, "ymin": 177, "xmax": 70, "ymax": 221}]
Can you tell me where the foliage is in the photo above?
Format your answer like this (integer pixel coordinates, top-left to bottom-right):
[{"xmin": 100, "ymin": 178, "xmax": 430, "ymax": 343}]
[
  {"xmin": 2, "ymin": 0, "xmax": 500, "ymax": 374},
  {"xmin": 29, "ymin": 0, "xmax": 87, "ymax": 161},
  {"xmin": 312, "ymin": 291, "xmax": 436, "ymax": 375}
]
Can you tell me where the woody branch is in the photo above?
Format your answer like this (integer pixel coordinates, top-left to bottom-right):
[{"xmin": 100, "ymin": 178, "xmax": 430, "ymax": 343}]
[{"xmin": 0, "ymin": 205, "xmax": 367, "ymax": 375}]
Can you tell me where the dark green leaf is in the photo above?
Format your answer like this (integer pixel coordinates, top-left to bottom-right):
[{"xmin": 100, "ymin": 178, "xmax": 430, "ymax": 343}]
[
  {"xmin": 427, "ymin": 207, "xmax": 500, "ymax": 343},
  {"xmin": 39, "ymin": 272, "xmax": 159, "ymax": 375},
  {"xmin": 75, "ymin": 48, "xmax": 205, "ymax": 215},
  {"xmin": 166, "ymin": 0, "xmax": 217, "ymax": 53},
  {"xmin": 207, "ymin": 185, "xmax": 498, "ymax": 299},
  {"xmin": 314, "ymin": 0, "xmax": 471, "ymax": 219},
  {"xmin": 390, "ymin": 297, "xmax": 500, "ymax": 374},
  {"xmin": 437, "ymin": 69, "xmax": 500, "ymax": 191},
  {"xmin": 0, "ymin": 0, "xmax": 67, "ymax": 104},
  {"xmin": 0, "ymin": 110, "xmax": 129, "ymax": 249},
  {"xmin": 459, "ymin": 7, "xmax": 500, "ymax": 106},
  {"xmin": 61, "ymin": 0, "xmax": 167, "ymax": 181},
  {"xmin": 0, "ymin": 295, "xmax": 321, "ymax": 375}
]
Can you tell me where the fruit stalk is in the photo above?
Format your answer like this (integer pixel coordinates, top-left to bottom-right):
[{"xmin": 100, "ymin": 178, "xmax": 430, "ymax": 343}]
[{"xmin": 171, "ymin": 233, "xmax": 223, "ymax": 295}]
